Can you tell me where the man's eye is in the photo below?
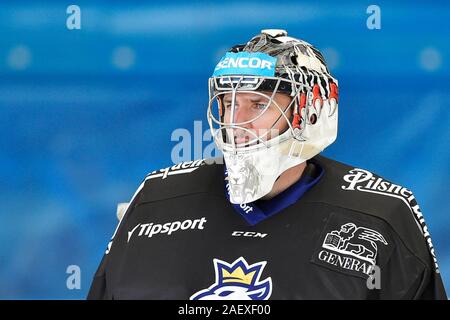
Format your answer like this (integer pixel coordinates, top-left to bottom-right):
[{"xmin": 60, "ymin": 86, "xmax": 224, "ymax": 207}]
[{"xmin": 255, "ymin": 103, "xmax": 268, "ymax": 110}]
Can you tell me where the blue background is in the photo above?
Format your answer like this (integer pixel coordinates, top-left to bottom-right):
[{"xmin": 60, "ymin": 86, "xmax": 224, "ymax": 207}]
[{"xmin": 0, "ymin": 1, "xmax": 448, "ymax": 299}]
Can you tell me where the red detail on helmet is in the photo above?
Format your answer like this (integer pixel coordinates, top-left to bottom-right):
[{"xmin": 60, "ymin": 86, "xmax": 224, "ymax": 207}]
[
  {"xmin": 299, "ymin": 92, "xmax": 306, "ymax": 112},
  {"xmin": 292, "ymin": 114, "xmax": 301, "ymax": 129},
  {"xmin": 329, "ymin": 82, "xmax": 338, "ymax": 103},
  {"xmin": 292, "ymin": 92, "xmax": 307, "ymax": 129},
  {"xmin": 312, "ymin": 84, "xmax": 323, "ymax": 110}
]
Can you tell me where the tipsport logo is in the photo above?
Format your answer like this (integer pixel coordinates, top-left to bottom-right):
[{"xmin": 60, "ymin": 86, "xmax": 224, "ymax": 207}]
[
  {"xmin": 127, "ymin": 217, "xmax": 207, "ymax": 242},
  {"xmin": 213, "ymin": 52, "xmax": 277, "ymax": 77}
]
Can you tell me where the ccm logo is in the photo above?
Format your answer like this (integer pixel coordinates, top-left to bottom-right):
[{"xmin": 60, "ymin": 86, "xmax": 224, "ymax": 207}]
[{"xmin": 232, "ymin": 231, "xmax": 268, "ymax": 238}]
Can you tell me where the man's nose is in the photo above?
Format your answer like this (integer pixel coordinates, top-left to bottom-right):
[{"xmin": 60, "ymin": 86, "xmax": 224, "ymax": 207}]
[{"xmin": 232, "ymin": 104, "xmax": 252, "ymax": 126}]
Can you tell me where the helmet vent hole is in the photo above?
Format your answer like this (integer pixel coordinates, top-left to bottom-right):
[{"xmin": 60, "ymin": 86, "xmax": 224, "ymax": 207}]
[
  {"xmin": 270, "ymin": 38, "xmax": 282, "ymax": 44},
  {"xmin": 291, "ymin": 55, "xmax": 298, "ymax": 65}
]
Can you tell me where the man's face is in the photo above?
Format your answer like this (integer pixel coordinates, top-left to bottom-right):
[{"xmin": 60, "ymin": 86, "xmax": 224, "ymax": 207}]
[{"xmin": 221, "ymin": 91, "xmax": 293, "ymax": 145}]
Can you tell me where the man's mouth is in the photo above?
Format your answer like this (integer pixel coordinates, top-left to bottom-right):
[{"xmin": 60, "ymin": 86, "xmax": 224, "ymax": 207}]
[{"xmin": 234, "ymin": 136, "xmax": 250, "ymax": 144}]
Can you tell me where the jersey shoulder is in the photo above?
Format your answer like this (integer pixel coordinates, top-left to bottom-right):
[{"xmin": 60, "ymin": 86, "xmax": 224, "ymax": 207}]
[
  {"xmin": 310, "ymin": 155, "xmax": 422, "ymax": 225},
  {"xmin": 111, "ymin": 158, "xmax": 225, "ymax": 247},
  {"xmin": 309, "ymin": 155, "xmax": 438, "ymax": 271},
  {"xmin": 138, "ymin": 158, "xmax": 225, "ymax": 204}
]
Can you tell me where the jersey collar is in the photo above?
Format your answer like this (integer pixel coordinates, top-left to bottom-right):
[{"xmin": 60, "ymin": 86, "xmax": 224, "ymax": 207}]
[{"xmin": 224, "ymin": 158, "xmax": 324, "ymax": 225}]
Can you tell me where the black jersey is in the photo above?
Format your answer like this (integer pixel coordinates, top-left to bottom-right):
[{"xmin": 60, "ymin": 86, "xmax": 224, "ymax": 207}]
[{"xmin": 87, "ymin": 155, "xmax": 447, "ymax": 300}]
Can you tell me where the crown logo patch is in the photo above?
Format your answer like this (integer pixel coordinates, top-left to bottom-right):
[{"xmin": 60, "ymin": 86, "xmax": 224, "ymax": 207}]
[{"xmin": 190, "ymin": 257, "xmax": 272, "ymax": 300}]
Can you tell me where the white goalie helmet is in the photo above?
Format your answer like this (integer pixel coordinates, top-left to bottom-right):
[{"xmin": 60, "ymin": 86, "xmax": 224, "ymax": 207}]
[{"xmin": 207, "ymin": 29, "xmax": 339, "ymax": 204}]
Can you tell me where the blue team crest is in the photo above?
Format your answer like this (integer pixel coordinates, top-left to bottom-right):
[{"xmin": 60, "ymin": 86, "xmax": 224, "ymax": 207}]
[{"xmin": 190, "ymin": 257, "xmax": 272, "ymax": 300}]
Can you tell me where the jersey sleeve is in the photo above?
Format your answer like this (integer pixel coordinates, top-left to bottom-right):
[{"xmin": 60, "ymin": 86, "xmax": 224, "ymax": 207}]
[
  {"xmin": 414, "ymin": 264, "xmax": 447, "ymax": 300},
  {"xmin": 380, "ymin": 235, "xmax": 447, "ymax": 300},
  {"xmin": 87, "ymin": 254, "xmax": 109, "ymax": 300},
  {"xmin": 380, "ymin": 193, "xmax": 447, "ymax": 300},
  {"xmin": 86, "ymin": 180, "xmax": 146, "ymax": 300}
]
